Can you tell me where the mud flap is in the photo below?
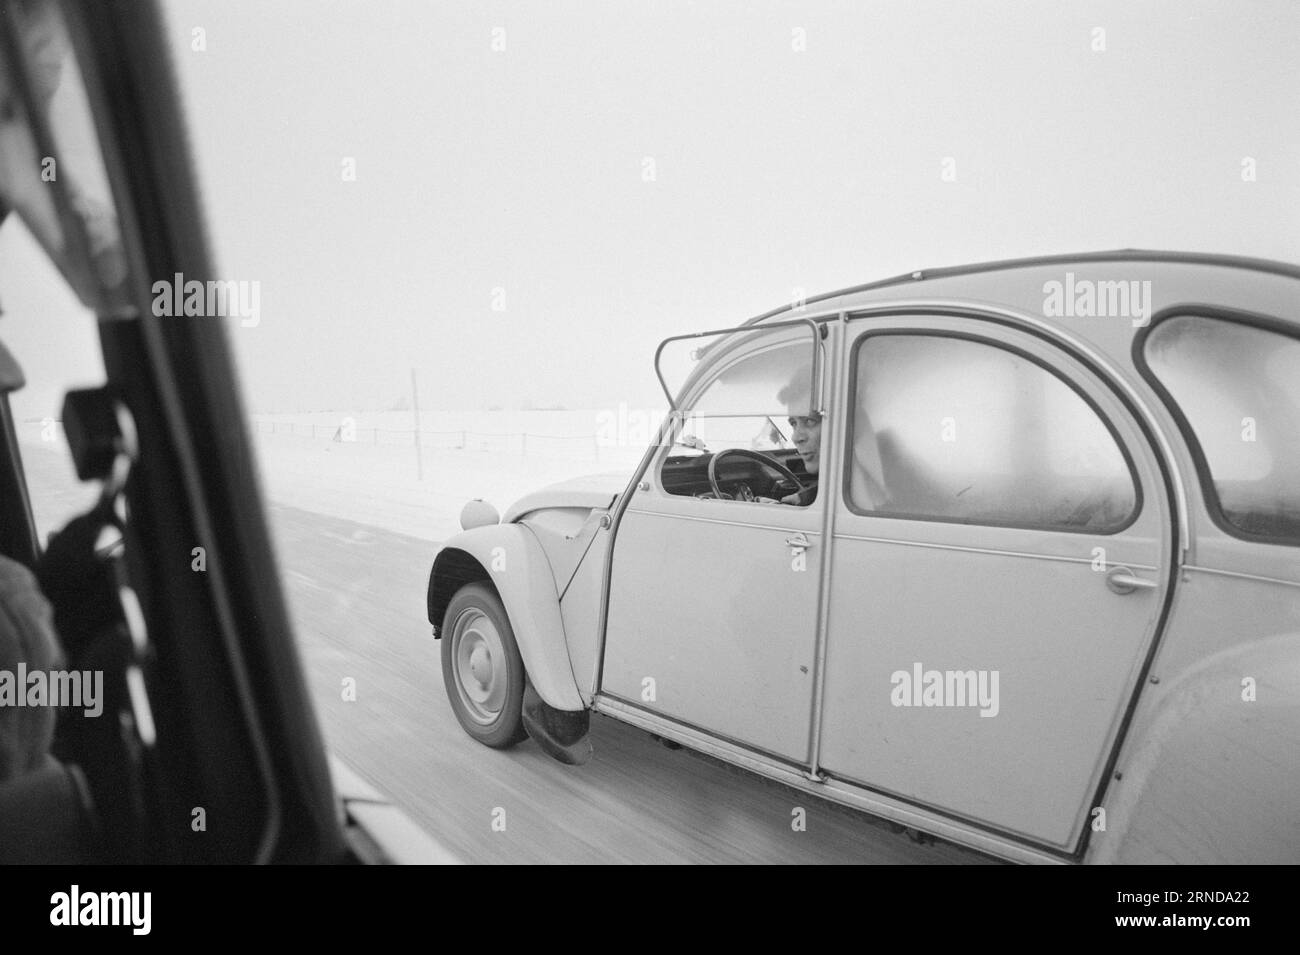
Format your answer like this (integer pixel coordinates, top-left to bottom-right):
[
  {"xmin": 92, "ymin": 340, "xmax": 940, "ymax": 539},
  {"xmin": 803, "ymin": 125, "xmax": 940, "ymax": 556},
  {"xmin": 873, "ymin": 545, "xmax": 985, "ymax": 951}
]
[{"xmin": 522, "ymin": 680, "xmax": 592, "ymax": 765}]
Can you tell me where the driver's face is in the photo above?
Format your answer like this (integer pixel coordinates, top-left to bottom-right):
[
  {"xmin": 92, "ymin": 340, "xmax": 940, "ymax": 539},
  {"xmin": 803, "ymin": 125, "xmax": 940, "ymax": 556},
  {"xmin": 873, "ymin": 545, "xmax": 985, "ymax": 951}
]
[{"xmin": 788, "ymin": 415, "xmax": 822, "ymax": 474}]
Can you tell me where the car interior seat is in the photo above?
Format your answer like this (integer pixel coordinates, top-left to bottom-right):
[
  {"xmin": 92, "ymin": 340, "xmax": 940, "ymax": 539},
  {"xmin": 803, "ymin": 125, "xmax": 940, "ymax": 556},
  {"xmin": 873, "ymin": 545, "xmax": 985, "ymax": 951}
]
[
  {"xmin": 0, "ymin": 754, "xmax": 99, "ymax": 863},
  {"xmin": 849, "ymin": 403, "xmax": 891, "ymax": 509}
]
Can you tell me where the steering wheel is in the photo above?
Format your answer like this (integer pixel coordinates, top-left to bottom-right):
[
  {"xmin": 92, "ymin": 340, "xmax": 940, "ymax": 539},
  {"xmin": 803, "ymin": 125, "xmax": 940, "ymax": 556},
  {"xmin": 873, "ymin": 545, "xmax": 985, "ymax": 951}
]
[{"xmin": 707, "ymin": 448, "xmax": 806, "ymax": 502}]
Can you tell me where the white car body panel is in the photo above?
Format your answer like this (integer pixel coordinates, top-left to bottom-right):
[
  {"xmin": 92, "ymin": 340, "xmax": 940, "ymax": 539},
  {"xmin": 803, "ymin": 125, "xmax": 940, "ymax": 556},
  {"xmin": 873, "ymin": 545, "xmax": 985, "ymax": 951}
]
[
  {"xmin": 502, "ymin": 472, "xmax": 626, "ymax": 523},
  {"xmin": 432, "ymin": 524, "xmax": 585, "ymax": 711},
  {"xmin": 604, "ymin": 500, "xmax": 824, "ymax": 761}
]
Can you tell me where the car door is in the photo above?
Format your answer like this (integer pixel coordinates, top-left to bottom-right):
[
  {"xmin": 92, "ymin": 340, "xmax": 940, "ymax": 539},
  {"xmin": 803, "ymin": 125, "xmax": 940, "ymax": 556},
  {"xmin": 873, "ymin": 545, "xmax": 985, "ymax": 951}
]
[
  {"xmin": 601, "ymin": 322, "xmax": 829, "ymax": 764},
  {"xmin": 821, "ymin": 314, "xmax": 1173, "ymax": 852}
]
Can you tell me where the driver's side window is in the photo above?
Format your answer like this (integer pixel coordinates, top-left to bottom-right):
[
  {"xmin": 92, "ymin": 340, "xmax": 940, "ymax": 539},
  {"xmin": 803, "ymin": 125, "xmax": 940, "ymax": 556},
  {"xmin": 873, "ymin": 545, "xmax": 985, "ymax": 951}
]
[{"xmin": 658, "ymin": 336, "xmax": 821, "ymax": 505}]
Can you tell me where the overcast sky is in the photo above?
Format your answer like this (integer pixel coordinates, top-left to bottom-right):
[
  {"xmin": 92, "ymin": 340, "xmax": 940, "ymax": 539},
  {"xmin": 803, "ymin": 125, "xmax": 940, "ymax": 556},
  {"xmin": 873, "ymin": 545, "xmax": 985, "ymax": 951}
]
[{"xmin": 5, "ymin": 0, "xmax": 1299, "ymax": 418}]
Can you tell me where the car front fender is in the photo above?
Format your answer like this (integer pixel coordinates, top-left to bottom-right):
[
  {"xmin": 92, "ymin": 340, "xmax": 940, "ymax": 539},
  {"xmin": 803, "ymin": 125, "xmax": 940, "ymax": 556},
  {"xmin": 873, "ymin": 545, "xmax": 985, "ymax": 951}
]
[{"xmin": 427, "ymin": 525, "xmax": 585, "ymax": 712}]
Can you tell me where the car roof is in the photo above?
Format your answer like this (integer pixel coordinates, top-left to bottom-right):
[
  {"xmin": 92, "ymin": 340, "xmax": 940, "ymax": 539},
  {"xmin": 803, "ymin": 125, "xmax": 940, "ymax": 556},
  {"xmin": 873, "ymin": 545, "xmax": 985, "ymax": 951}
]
[{"xmin": 745, "ymin": 248, "xmax": 1300, "ymax": 327}]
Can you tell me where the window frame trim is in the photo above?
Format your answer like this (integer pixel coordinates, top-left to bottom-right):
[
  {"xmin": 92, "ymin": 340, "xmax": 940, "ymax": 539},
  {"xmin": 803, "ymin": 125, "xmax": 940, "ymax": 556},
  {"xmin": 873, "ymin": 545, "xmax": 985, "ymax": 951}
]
[
  {"xmin": 654, "ymin": 317, "xmax": 824, "ymax": 415},
  {"xmin": 841, "ymin": 326, "xmax": 1144, "ymax": 535},
  {"xmin": 1133, "ymin": 305, "xmax": 1300, "ymax": 548}
]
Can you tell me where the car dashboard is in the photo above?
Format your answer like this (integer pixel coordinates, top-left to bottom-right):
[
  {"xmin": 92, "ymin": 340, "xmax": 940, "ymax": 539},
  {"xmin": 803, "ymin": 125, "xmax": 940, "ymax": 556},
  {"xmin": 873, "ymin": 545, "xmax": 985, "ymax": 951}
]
[{"xmin": 659, "ymin": 448, "xmax": 810, "ymax": 501}]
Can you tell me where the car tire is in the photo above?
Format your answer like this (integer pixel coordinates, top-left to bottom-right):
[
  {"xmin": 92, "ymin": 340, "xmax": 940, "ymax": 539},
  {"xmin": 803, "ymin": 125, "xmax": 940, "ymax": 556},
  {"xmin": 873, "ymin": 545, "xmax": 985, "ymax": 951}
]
[{"xmin": 441, "ymin": 582, "xmax": 529, "ymax": 748}]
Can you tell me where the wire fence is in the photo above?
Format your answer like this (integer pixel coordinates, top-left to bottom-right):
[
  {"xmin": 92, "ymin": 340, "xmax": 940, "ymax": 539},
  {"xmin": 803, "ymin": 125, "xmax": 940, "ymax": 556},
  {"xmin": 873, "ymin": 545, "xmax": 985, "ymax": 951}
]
[
  {"xmin": 25, "ymin": 415, "xmax": 650, "ymax": 462},
  {"xmin": 248, "ymin": 418, "xmax": 614, "ymax": 457}
]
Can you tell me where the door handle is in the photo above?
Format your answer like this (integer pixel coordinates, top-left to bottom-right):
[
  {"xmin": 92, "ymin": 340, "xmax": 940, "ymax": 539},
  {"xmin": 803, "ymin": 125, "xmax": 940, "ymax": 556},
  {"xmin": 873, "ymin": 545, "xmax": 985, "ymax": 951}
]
[
  {"xmin": 786, "ymin": 533, "xmax": 812, "ymax": 550},
  {"xmin": 1106, "ymin": 566, "xmax": 1158, "ymax": 595}
]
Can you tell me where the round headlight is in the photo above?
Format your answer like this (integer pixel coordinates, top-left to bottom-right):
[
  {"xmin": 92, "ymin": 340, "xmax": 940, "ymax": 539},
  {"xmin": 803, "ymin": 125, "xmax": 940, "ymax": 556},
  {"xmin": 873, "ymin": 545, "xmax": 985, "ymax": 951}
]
[{"xmin": 460, "ymin": 499, "xmax": 500, "ymax": 530}]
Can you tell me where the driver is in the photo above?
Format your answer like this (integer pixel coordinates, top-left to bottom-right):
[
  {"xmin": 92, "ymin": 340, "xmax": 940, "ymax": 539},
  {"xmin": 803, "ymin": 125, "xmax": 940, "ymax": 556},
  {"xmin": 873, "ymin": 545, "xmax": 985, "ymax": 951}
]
[{"xmin": 776, "ymin": 377, "xmax": 821, "ymax": 506}]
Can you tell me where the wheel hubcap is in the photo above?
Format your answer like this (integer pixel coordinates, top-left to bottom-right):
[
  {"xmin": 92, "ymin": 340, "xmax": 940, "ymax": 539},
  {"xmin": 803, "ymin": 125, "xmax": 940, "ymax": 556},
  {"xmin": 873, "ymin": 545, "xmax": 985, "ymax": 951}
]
[
  {"xmin": 469, "ymin": 645, "xmax": 492, "ymax": 685},
  {"xmin": 451, "ymin": 609, "xmax": 508, "ymax": 725}
]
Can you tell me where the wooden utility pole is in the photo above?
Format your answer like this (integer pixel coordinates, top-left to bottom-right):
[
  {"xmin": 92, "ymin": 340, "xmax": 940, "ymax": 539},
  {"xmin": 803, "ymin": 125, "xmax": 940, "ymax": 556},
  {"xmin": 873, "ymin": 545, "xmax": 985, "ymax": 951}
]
[{"xmin": 411, "ymin": 368, "xmax": 423, "ymax": 481}]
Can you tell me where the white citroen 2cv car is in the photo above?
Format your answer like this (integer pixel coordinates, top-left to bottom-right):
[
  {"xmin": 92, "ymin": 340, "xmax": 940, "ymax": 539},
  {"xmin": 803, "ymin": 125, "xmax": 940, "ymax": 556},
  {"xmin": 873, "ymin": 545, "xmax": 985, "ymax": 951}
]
[{"xmin": 426, "ymin": 251, "xmax": 1300, "ymax": 864}]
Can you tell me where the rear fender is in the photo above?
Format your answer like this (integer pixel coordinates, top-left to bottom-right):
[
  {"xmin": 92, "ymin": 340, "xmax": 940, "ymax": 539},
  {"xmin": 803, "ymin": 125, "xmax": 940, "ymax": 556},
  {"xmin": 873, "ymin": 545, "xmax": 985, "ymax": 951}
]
[
  {"xmin": 1090, "ymin": 630, "xmax": 1300, "ymax": 864},
  {"xmin": 427, "ymin": 525, "xmax": 584, "ymax": 712}
]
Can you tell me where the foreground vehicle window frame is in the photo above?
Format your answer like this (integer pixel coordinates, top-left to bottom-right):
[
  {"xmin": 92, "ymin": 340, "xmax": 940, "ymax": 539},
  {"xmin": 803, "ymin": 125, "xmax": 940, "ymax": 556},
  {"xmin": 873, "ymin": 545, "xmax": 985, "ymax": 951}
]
[{"xmin": 0, "ymin": 0, "xmax": 349, "ymax": 863}]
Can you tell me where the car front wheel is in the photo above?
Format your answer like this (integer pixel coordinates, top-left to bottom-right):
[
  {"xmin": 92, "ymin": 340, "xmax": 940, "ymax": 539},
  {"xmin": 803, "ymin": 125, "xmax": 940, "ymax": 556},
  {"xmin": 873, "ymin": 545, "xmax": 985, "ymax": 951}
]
[{"xmin": 441, "ymin": 582, "xmax": 528, "ymax": 748}]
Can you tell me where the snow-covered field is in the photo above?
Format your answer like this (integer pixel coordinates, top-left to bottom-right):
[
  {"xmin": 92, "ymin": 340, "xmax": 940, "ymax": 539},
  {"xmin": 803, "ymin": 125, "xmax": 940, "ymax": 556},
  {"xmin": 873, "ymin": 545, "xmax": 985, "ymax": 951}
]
[
  {"xmin": 243, "ymin": 408, "xmax": 653, "ymax": 541},
  {"xmin": 20, "ymin": 409, "xmax": 651, "ymax": 545},
  {"xmin": 250, "ymin": 431, "xmax": 642, "ymax": 544}
]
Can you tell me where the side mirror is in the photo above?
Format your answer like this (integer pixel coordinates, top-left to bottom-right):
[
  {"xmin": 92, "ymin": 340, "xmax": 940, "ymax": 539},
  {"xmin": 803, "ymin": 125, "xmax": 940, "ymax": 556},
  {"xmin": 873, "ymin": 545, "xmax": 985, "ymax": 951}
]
[{"xmin": 61, "ymin": 387, "xmax": 135, "ymax": 483}]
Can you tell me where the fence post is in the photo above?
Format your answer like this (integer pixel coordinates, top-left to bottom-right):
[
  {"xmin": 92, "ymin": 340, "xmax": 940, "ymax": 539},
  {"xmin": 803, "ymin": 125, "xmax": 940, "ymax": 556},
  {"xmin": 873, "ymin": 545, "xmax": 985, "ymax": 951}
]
[{"xmin": 411, "ymin": 368, "xmax": 423, "ymax": 482}]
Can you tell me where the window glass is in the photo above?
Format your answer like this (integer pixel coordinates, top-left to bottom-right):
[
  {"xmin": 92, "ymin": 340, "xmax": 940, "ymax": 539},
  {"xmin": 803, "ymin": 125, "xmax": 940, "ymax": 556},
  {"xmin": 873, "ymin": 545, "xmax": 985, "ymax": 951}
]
[
  {"xmin": 660, "ymin": 337, "xmax": 823, "ymax": 505},
  {"xmin": 1145, "ymin": 315, "xmax": 1300, "ymax": 542},
  {"xmin": 1, "ymin": 0, "xmax": 110, "ymax": 545},
  {"xmin": 849, "ymin": 334, "xmax": 1136, "ymax": 530},
  {"xmin": 675, "ymin": 414, "xmax": 793, "ymax": 457},
  {"xmin": 0, "ymin": 0, "xmax": 129, "ymax": 316},
  {"xmin": 688, "ymin": 339, "xmax": 814, "ymax": 418},
  {"xmin": 658, "ymin": 326, "xmax": 817, "ymax": 418}
]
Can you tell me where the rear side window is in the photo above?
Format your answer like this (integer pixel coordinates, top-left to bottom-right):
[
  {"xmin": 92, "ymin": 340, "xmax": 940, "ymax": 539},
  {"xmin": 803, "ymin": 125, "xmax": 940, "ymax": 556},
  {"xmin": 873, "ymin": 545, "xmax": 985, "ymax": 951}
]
[
  {"xmin": 1144, "ymin": 315, "xmax": 1300, "ymax": 543},
  {"xmin": 848, "ymin": 333, "xmax": 1138, "ymax": 532}
]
